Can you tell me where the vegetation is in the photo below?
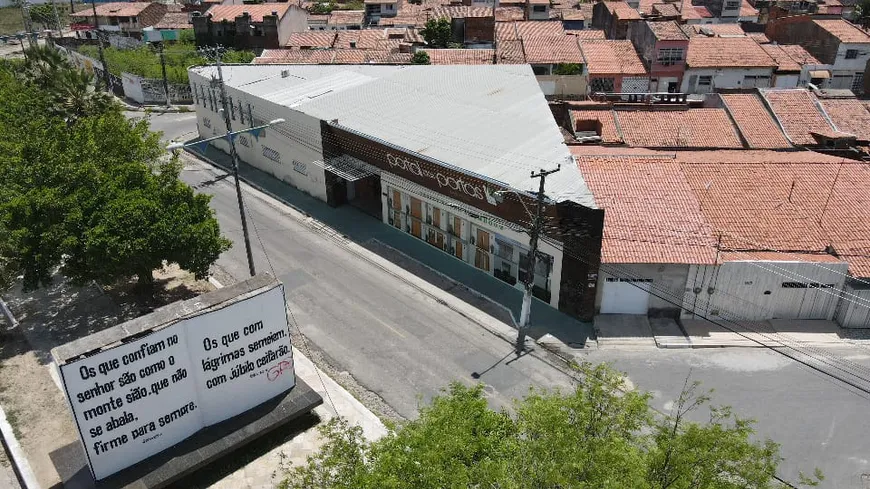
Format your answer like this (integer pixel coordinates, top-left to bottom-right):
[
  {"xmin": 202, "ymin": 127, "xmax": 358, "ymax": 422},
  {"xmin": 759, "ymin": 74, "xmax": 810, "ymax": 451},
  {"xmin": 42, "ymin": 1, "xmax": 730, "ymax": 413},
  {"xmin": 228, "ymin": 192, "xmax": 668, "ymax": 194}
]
[
  {"xmin": 78, "ymin": 43, "xmax": 255, "ymax": 84},
  {"xmin": 420, "ymin": 17, "xmax": 452, "ymax": 48},
  {"xmin": 553, "ymin": 62, "xmax": 583, "ymax": 75},
  {"xmin": 855, "ymin": 0, "xmax": 870, "ymax": 28},
  {"xmin": 411, "ymin": 50, "xmax": 430, "ymax": 65},
  {"xmin": 278, "ymin": 363, "xmax": 822, "ymax": 489},
  {"xmin": 0, "ymin": 3, "xmax": 84, "ymax": 35},
  {"xmin": 337, "ymin": 0, "xmax": 364, "ymax": 9},
  {"xmin": 309, "ymin": 0, "xmax": 337, "ymax": 14},
  {"xmin": 0, "ymin": 46, "xmax": 230, "ymax": 291}
]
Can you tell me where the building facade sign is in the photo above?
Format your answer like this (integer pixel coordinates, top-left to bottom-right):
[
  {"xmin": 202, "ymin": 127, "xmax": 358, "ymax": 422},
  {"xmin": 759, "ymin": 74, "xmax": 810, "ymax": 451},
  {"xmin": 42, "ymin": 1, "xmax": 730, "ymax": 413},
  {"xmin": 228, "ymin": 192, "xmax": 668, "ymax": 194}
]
[{"xmin": 58, "ymin": 285, "xmax": 294, "ymax": 481}]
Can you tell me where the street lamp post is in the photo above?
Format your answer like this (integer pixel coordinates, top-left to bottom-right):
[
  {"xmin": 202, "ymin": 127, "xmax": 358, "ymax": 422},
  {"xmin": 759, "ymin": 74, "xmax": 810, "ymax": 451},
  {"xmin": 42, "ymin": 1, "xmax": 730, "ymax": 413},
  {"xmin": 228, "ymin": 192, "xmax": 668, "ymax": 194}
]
[{"xmin": 166, "ymin": 118, "xmax": 285, "ymax": 278}]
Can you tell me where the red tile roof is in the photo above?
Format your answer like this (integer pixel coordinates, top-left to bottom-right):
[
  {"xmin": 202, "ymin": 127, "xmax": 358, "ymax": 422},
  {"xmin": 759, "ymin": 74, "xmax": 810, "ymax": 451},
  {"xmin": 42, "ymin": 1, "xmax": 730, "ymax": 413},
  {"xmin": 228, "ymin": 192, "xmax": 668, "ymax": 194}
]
[
  {"xmin": 420, "ymin": 48, "xmax": 495, "ymax": 64},
  {"xmin": 686, "ymin": 36, "xmax": 776, "ymax": 68},
  {"xmin": 746, "ymin": 31, "xmax": 770, "ymax": 43},
  {"xmin": 739, "ymin": 0, "xmax": 758, "ymax": 16},
  {"xmin": 572, "ymin": 147, "xmax": 870, "ymax": 274},
  {"xmin": 253, "ymin": 49, "xmax": 337, "ymax": 64},
  {"xmin": 153, "ymin": 12, "xmax": 191, "ymax": 30},
  {"xmin": 652, "ymin": 3, "xmax": 681, "ymax": 16},
  {"xmin": 610, "ymin": 1, "xmax": 642, "ymax": 19},
  {"xmin": 428, "ymin": 6, "xmax": 493, "ymax": 19},
  {"xmin": 496, "ymin": 39, "xmax": 526, "ymax": 64},
  {"xmin": 819, "ymin": 98, "xmax": 870, "ymax": 141},
  {"xmin": 648, "ymin": 20, "xmax": 689, "ymax": 41},
  {"xmin": 559, "ymin": 9, "xmax": 586, "ymax": 20},
  {"xmin": 762, "ymin": 89, "xmax": 838, "ymax": 146},
  {"xmin": 72, "ymin": 2, "xmax": 153, "ymax": 17},
  {"xmin": 614, "ymin": 108, "xmax": 743, "ymax": 148},
  {"xmin": 760, "ymin": 43, "xmax": 802, "ymax": 72},
  {"xmin": 286, "ymin": 31, "xmax": 337, "ymax": 48},
  {"xmin": 720, "ymin": 93, "xmax": 792, "ymax": 149},
  {"xmin": 571, "ymin": 108, "xmax": 622, "ymax": 143},
  {"xmin": 205, "ymin": 3, "xmax": 291, "ymax": 22},
  {"xmin": 569, "ymin": 29, "xmax": 606, "ymax": 40},
  {"xmin": 513, "ymin": 20, "xmax": 566, "ymax": 38},
  {"xmin": 685, "ymin": 23, "xmax": 746, "ymax": 37},
  {"xmin": 581, "ymin": 40, "xmax": 647, "ymax": 76},
  {"xmin": 523, "ymin": 35, "xmax": 584, "ymax": 64},
  {"xmin": 495, "ymin": 6, "xmax": 525, "ymax": 21},
  {"xmin": 575, "ymin": 152, "xmax": 718, "ymax": 264},
  {"xmin": 328, "ymin": 10, "xmax": 365, "ymax": 24},
  {"xmin": 777, "ymin": 44, "xmax": 820, "ymax": 65},
  {"xmin": 813, "ymin": 19, "xmax": 870, "ymax": 43}
]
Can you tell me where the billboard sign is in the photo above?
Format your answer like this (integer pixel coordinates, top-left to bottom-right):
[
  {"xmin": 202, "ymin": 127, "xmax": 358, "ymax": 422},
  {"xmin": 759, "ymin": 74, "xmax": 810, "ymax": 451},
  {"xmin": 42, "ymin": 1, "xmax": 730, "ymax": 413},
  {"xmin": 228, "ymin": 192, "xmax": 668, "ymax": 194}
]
[{"xmin": 58, "ymin": 284, "xmax": 294, "ymax": 481}]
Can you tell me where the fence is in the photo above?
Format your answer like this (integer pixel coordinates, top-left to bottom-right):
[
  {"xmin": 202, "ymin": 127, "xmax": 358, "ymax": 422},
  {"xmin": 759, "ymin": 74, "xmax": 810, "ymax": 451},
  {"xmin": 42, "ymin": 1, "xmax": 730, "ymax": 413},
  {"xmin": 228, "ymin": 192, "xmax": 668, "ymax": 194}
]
[{"xmin": 54, "ymin": 44, "xmax": 192, "ymax": 104}]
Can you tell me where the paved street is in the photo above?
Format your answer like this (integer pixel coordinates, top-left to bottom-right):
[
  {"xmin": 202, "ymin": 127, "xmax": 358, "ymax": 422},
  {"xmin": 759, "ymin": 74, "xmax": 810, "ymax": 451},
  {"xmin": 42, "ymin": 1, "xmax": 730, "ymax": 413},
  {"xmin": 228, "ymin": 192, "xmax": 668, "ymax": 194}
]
[{"xmin": 138, "ymin": 111, "xmax": 870, "ymax": 488}]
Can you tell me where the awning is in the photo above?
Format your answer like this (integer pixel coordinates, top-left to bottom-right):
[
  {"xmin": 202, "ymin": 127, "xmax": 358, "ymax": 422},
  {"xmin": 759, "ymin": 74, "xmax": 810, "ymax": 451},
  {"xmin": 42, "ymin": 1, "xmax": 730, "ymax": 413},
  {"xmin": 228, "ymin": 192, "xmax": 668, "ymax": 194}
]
[
  {"xmin": 318, "ymin": 155, "xmax": 377, "ymax": 182},
  {"xmin": 809, "ymin": 70, "xmax": 831, "ymax": 79}
]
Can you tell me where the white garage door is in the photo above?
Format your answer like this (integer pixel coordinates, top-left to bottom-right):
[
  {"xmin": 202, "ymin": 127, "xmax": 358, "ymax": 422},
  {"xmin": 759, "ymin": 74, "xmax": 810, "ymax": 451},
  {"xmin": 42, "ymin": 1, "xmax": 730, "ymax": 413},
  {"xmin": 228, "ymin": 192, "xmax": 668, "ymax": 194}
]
[{"xmin": 600, "ymin": 278, "xmax": 653, "ymax": 314}]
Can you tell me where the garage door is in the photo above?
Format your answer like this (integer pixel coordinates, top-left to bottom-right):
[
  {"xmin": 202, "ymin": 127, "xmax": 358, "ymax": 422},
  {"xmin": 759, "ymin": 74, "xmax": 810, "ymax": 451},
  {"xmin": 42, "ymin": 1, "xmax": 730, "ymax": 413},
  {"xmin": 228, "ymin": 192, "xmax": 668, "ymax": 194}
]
[{"xmin": 600, "ymin": 278, "xmax": 653, "ymax": 314}]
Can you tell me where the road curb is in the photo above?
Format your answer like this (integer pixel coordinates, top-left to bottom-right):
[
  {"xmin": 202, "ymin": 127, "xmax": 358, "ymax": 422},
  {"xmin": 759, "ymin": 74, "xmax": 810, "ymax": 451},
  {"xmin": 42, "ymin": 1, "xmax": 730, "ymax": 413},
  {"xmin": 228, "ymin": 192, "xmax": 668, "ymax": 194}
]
[
  {"xmin": 188, "ymin": 149, "xmax": 586, "ymax": 371},
  {"xmin": 0, "ymin": 403, "xmax": 40, "ymax": 489}
]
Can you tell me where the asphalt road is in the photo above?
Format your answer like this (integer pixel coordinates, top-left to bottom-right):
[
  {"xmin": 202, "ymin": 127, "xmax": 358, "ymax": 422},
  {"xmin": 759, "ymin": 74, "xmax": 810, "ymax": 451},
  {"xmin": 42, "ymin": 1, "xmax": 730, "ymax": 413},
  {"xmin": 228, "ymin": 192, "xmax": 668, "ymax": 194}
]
[
  {"xmin": 138, "ymin": 111, "xmax": 870, "ymax": 488},
  {"xmin": 133, "ymin": 110, "xmax": 577, "ymax": 418}
]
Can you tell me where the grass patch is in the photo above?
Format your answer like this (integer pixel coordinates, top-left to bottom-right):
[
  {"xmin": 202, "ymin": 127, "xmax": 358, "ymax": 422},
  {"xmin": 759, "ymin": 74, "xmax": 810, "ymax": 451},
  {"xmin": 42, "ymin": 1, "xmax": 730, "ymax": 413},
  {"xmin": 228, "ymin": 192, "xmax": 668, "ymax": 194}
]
[
  {"xmin": 0, "ymin": 3, "xmax": 87, "ymax": 35},
  {"xmin": 0, "ymin": 6, "xmax": 24, "ymax": 36}
]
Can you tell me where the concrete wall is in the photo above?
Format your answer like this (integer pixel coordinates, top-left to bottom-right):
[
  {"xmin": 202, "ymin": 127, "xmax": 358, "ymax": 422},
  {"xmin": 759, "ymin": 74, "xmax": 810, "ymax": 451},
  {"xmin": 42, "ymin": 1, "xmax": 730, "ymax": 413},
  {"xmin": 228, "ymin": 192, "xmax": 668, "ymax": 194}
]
[
  {"xmin": 681, "ymin": 67, "xmax": 774, "ymax": 92},
  {"xmin": 536, "ymin": 74, "xmax": 588, "ymax": 97},
  {"xmin": 595, "ymin": 263, "xmax": 690, "ymax": 315},
  {"xmin": 189, "ymin": 71, "xmax": 329, "ymax": 202},
  {"xmin": 279, "ymin": 6, "xmax": 309, "ymax": 47},
  {"xmin": 683, "ymin": 260, "xmax": 848, "ymax": 321},
  {"xmin": 836, "ymin": 281, "xmax": 870, "ymax": 328},
  {"xmin": 773, "ymin": 72, "xmax": 800, "ymax": 88}
]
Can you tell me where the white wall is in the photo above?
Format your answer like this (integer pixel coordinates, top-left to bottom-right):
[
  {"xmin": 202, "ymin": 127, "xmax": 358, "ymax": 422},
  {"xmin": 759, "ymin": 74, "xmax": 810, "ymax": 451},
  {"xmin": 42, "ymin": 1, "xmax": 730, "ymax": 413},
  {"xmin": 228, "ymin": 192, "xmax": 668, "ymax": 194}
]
[
  {"xmin": 279, "ymin": 6, "xmax": 309, "ymax": 46},
  {"xmin": 833, "ymin": 42, "xmax": 870, "ymax": 72},
  {"xmin": 595, "ymin": 264, "xmax": 689, "ymax": 314},
  {"xmin": 774, "ymin": 73, "xmax": 799, "ymax": 88},
  {"xmin": 836, "ymin": 283, "xmax": 870, "ymax": 328},
  {"xmin": 189, "ymin": 71, "xmax": 328, "ymax": 202},
  {"xmin": 683, "ymin": 260, "xmax": 849, "ymax": 321},
  {"xmin": 681, "ymin": 67, "xmax": 774, "ymax": 93}
]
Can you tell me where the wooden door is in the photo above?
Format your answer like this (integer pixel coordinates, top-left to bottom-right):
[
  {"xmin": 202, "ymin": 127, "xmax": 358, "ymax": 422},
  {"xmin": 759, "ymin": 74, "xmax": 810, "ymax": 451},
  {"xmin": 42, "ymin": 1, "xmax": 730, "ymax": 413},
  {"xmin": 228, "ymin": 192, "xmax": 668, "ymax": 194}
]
[
  {"xmin": 410, "ymin": 198, "xmax": 422, "ymax": 238},
  {"xmin": 455, "ymin": 240, "xmax": 463, "ymax": 260},
  {"xmin": 392, "ymin": 190, "xmax": 401, "ymax": 210},
  {"xmin": 434, "ymin": 231, "xmax": 444, "ymax": 250},
  {"xmin": 411, "ymin": 219, "xmax": 421, "ymax": 238},
  {"xmin": 433, "ymin": 208, "xmax": 441, "ymax": 229},
  {"xmin": 476, "ymin": 229, "xmax": 490, "ymax": 251},
  {"xmin": 452, "ymin": 216, "xmax": 461, "ymax": 236},
  {"xmin": 475, "ymin": 248, "xmax": 490, "ymax": 271}
]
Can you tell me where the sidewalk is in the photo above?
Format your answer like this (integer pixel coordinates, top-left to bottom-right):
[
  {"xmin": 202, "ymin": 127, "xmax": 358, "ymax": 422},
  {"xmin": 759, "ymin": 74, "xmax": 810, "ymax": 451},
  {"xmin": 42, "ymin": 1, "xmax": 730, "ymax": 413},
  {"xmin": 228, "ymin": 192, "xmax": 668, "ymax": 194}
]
[{"xmin": 188, "ymin": 143, "xmax": 595, "ymax": 349}]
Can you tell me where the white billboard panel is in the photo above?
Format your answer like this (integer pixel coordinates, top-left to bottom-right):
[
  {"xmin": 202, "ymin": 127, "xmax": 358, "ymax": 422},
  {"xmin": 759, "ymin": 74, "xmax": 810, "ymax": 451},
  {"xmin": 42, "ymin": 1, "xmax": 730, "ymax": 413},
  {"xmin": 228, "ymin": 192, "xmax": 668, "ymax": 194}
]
[{"xmin": 59, "ymin": 283, "xmax": 294, "ymax": 481}]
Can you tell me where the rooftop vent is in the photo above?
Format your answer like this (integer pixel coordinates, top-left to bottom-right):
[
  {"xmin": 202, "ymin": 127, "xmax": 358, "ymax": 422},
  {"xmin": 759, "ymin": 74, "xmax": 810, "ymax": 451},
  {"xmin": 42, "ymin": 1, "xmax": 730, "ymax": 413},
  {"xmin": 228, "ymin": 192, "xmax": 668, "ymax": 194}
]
[{"xmin": 281, "ymin": 69, "xmax": 290, "ymax": 77}]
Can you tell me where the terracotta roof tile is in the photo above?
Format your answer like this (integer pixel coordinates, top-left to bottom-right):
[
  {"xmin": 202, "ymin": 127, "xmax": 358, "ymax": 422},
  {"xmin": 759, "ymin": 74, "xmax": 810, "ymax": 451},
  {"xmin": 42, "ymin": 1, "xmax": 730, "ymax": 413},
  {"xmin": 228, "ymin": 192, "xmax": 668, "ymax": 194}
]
[
  {"xmin": 513, "ymin": 20, "xmax": 566, "ymax": 38},
  {"xmin": 571, "ymin": 108, "xmax": 623, "ymax": 143},
  {"xmin": 204, "ymin": 3, "xmax": 290, "ymax": 23},
  {"xmin": 253, "ymin": 49, "xmax": 336, "ymax": 64},
  {"xmin": 574, "ymin": 152, "xmax": 718, "ymax": 264},
  {"xmin": 428, "ymin": 6, "xmax": 493, "ymax": 18},
  {"xmin": 420, "ymin": 48, "xmax": 495, "ymax": 64},
  {"xmin": 685, "ymin": 23, "xmax": 746, "ymax": 37},
  {"xmin": 610, "ymin": 1, "xmax": 642, "ymax": 19},
  {"xmin": 760, "ymin": 43, "xmax": 802, "ymax": 72},
  {"xmin": 686, "ymin": 36, "xmax": 776, "ymax": 68},
  {"xmin": 739, "ymin": 0, "xmax": 758, "ymax": 16},
  {"xmin": 762, "ymin": 89, "xmax": 838, "ymax": 146},
  {"xmin": 652, "ymin": 3, "xmax": 680, "ymax": 16},
  {"xmin": 568, "ymin": 29, "xmax": 606, "ymax": 39},
  {"xmin": 286, "ymin": 31, "xmax": 337, "ymax": 48},
  {"xmin": 495, "ymin": 6, "xmax": 525, "ymax": 21},
  {"xmin": 559, "ymin": 9, "xmax": 586, "ymax": 20},
  {"xmin": 496, "ymin": 39, "xmax": 526, "ymax": 63},
  {"xmin": 777, "ymin": 44, "xmax": 820, "ymax": 65},
  {"xmin": 746, "ymin": 31, "xmax": 770, "ymax": 43},
  {"xmin": 820, "ymin": 98, "xmax": 870, "ymax": 141},
  {"xmin": 648, "ymin": 20, "xmax": 689, "ymax": 41},
  {"xmin": 523, "ymin": 35, "xmax": 584, "ymax": 64},
  {"xmin": 614, "ymin": 108, "xmax": 743, "ymax": 148},
  {"xmin": 328, "ymin": 10, "xmax": 365, "ymax": 24},
  {"xmin": 581, "ymin": 40, "xmax": 647, "ymax": 76},
  {"xmin": 813, "ymin": 19, "xmax": 870, "ymax": 43},
  {"xmin": 720, "ymin": 93, "xmax": 792, "ymax": 149},
  {"xmin": 72, "ymin": 2, "xmax": 153, "ymax": 17},
  {"xmin": 153, "ymin": 12, "xmax": 191, "ymax": 30}
]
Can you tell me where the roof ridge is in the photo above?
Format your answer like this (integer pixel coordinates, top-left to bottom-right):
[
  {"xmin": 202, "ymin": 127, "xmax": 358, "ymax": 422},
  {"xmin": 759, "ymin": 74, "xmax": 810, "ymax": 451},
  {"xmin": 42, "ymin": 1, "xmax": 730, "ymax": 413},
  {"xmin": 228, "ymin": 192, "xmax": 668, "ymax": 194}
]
[
  {"xmin": 719, "ymin": 95, "xmax": 752, "ymax": 150},
  {"xmin": 757, "ymin": 88, "xmax": 799, "ymax": 146}
]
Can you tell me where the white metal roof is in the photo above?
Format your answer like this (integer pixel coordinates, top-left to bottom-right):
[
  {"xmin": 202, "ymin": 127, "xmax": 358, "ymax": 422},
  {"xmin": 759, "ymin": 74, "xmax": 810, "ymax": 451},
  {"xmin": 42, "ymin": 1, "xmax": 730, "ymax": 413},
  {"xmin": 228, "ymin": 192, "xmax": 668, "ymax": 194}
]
[{"xmin": 189, "ymin": 64, "xmax": 595, "ymax": 207}]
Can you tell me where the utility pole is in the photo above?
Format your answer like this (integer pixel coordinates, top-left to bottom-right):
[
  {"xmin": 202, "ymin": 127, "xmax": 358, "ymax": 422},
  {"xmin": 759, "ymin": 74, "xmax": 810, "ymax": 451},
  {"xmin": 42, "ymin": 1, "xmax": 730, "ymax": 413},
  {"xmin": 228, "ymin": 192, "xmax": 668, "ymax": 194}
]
[
  {"xmin": 156, "ymin": 41, "xmax": 171, "ymax": 107},
  {"xmin": 91, "ymin": 0, "xmax": 111, "ymax": 92},
  {"xmin": 516, "ymin": 165, "xmax": 560, "ymax": 353},
  {"xmin": 202, "ymin": 46, "xmax": 257, "ymax": 277},
  {"xmin": 19, "ymin": 0, "xmax": 35, "ymax": 49}
]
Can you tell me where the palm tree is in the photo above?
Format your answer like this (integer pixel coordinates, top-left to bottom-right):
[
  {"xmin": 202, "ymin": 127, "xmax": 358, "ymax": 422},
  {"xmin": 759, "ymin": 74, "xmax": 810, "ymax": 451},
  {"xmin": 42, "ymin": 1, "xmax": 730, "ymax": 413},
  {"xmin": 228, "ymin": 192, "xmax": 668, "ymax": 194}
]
[
  {"xmin": 21, "ymin": 45, "xmax": 71, "ymax": 89},
  {"xmin": 50, "ymin": 68, "xmax": 115, "ymax": 123}
]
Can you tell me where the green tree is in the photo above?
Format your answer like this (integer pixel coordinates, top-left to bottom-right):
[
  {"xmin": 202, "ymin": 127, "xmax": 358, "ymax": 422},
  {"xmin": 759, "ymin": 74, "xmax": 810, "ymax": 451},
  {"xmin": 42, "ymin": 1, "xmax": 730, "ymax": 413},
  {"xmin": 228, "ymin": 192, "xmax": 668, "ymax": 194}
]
[
  {"xmin": 420, "ymin": 17, "xmax": 452, "ymax": 48},
  {"xmin": 0, "ymin": 56, "xmax": 230, "ymax": 291},
  {"xmin": 279, "ymin": 363, "xmax": 821, "ymax": 489},
  {"xmin": 553, "ymin": 63, "xmax": 583, "ymax": 75},
  {"xmin": 855, "ymin": 0, "xmax": 870, "ymax": 29},
  {"xmin": 411, "ymin": 50, "xmax": 430, "ymax": 65},
  {"xmin": 309, "ymin": 0, "xmax": 336, "ymax": 14}
]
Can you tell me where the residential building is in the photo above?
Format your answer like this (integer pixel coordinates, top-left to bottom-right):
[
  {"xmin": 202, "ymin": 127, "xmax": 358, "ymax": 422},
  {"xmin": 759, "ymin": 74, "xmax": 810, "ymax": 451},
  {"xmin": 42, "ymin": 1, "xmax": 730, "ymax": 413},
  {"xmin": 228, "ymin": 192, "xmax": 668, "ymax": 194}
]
[
  {"xmin": 143, "ymin": 12, "xmax": 193, "ymax": 42},
  {"xmin": 70, "ymin": 2, "xmax": 168, "ymax": 39},
  {"xmin": 760, "ymin": 88, "xmax": 857, "ymax": 147},
  {"xmin": 527, "ymin": 0, "xmax": 551, "ymax": 20},
  {"xmin": 560, "ymin": 9, "xmax": 586, "ymax": 30},
  {"xmin": 629, "ymin": 21, "xmax": 689, "ymax": 93},
  {"xmin": 682, "ymin": 36, "xmax": 777, "ymax": 93},
  {"xmin": 365, "ymin": 0, "xmax": 399, "ymax": 22},
  {"xmin": 307, "ymin": 10, "xmax": 366, "ymax": 31},
  {"xmin": 591, "ymin": 1, "xmax": 642, "ymax": 39},
  {"xmin": 766, "ymin": 17, "xmax": 870, "ymax": 93},
  {"xmin": 193, "ymin": 4, "xmax": 308, "ymax": 50},
  {"xmin": 580, "ymin": 39, "xmax": 650, "ymax": 93},
  {"xmin": 188, "ymin": 64, "xmax": 605, "ymax": 320},
  {"xmin": 572, "ymin": 146, "xmax": 870, "ymax": 327},
  {"xmin": 758, "ymin": 42, "xmax": 827, "ymax": 87},
  {"xmin": 718, "ymin": 93, "xmax": 793, "ymax": 148}
]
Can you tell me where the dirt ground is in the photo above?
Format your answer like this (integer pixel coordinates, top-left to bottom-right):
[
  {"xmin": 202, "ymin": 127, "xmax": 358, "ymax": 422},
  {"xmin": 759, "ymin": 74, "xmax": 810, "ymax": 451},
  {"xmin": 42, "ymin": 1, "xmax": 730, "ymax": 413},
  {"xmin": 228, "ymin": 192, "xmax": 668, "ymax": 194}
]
[{"xmin": 0, "ymin": 264, "xmax": 214, "ymax": 488}]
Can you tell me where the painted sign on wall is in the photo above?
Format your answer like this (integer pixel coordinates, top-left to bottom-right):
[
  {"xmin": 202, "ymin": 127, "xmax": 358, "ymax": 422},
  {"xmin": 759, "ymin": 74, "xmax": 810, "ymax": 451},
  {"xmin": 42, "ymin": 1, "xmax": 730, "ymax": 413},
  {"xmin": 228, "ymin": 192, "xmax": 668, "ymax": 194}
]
[{"xmin": 59, "ymin": 285, "xmax": 294, "ymax": 481}]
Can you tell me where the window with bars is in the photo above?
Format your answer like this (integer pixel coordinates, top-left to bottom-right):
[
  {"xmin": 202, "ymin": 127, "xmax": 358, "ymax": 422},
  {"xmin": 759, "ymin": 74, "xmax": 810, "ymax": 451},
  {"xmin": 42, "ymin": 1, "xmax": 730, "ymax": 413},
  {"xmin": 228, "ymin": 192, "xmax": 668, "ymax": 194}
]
[
  {"xmin": 590, "ymin": 77, "xmax": 615, "ymax": 93},
  {"xmin": 851, "ymin": 72, "xmax": 864, "ymax": 93},
  {"xmin": 656, "ymin": 48, "xmax": 684, "ymax": 66}
]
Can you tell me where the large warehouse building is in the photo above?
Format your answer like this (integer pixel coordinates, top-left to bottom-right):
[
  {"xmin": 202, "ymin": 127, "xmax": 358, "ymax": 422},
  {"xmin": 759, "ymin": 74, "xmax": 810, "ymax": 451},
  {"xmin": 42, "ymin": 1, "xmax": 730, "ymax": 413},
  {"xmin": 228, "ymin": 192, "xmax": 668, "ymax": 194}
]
[{"xmin": 188, "ymin": 64, "xmax": 605, "ymax": 321}]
